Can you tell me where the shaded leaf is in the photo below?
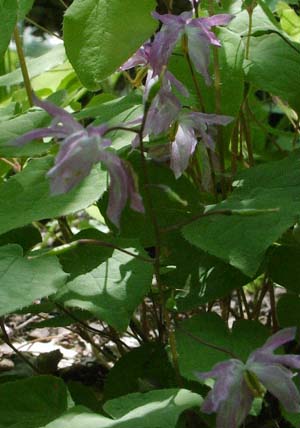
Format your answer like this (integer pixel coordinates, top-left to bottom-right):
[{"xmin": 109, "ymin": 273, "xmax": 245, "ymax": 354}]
[
  {"xmin": 245, "ymin": 34, "xmax": 300, "ymax": 114},
  {"xmin": 0, "ymin": 244, "xmax": 68, "ymax": 316},
  {"xmin": 57, "ymin": 249, "xmax": 153, "ymax": 331},
  {"xmin": 0, "ymin": 376, "xmax": 68, "ymax": 428}
]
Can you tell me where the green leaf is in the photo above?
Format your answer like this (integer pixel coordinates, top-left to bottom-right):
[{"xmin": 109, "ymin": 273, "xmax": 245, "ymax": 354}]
[
  {"xmin": 0, "ymin": 244, "xmax": 68, "ymax": 316},
  {"xmin": 0, "ymin": 225, "xmax": 41, "ymax": 252},
  {"xmin": 162, "ymin": 232, "xmax": 249, "ymax": 310},
  {"xmin": 44, "ymin": 389, "xmax": 202, "ymax": 428},
  {"xmin": 58, "ymin": 229, "xmax": 114, "ymax": 280},
  {"xmin": 63, "ymin": 0, "xmax": 156, "ymax": 90},
  {"xmin": 0, "ymin": 44, "xmax": 66, "ymax": 87},
  {"xmin": 268, "ymin": 246, "xmax": 300, "ymax": 293},
  {"xmin": 104, "ymin": 343, "xmax": 176, "ymax": 400},
  {"xmin": 0, "ymin": 110, "xmax": 51, "ymax": 157},
  {"xmin": 0, "ymin": 376, "xmax": 68, "ymax": 428},
  {"xmin": 0, "ymin": 0, "xmax": 17, "ymax": 59},
  {"xmin": 0, "ymin": 157, "xmax": 107, "ymax": 236},
  {"xmin": 176, "ymin": 313, "xmax": 269, "ymax": 380},
  {"xmin": 245, "ymin": 33, "xmax": 300, "ymax": 114},
  {"xmin": 18, "ymin": 0, "xmax": 35, "ymax": 20},
  {"xmin": 57, "ymin": 249, "xmax": 153, "ymax": 331},
  {"xmin": 183, "ymin": 151, "xmax": 300, "ymax": 276},
  {"xmin": 277, "ymin": 294, "xmax": 300, "ymax": 328},
  {"xmin": 277, "ymin": 1, "xmax": 300, "ymax": 42},
  {"xmin": 228, "ymin": 4, "xmax": 278, "ymax": 35}
]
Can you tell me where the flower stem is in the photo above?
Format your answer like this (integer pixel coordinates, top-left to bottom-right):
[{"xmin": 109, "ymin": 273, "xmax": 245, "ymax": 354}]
[
  {"xmin": 245, "ymin": 9, "xmax": 253, "ymax": 60},
  {"xmin": 138, "ymin": 107, "xmax": 165, "ymax": 340},
  {"xmin": 13, "ymin": 26, "xmax": 33, "ymax": 106},
  {"xmin": 208, "ymin": 0, "xmax": 227, "ymax": 197}
]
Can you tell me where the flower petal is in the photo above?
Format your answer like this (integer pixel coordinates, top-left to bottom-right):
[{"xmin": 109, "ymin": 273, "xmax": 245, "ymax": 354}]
[
  {"xmin": 145, "ymin": 89, "xmax": 181, "ymax": 135},
  {"xmin": 32, "ymin": 94, "xmax": 83, "ymax": 133},
  {"xmin": 47, "ymin": 134, "xmax": 101, "ymax": 194},
  {"xmin": 259, "ymin": 327, "xmax": 297, "ymax": 352},
  {"xmin": 250, "ymin": 363, "xmax": 300, "ymax": 413},
  {"xmin": 186, "ymin": 25, "xmax": 213, "ymax": 85},
  {"xmin": 150, "ymin": 13, "xmax": 184, "ymax": 75},
  {"xmin": 9, "ymin": 127, "xmax": 68, "ymax": 147},
  {"xmin": 170, "ymin": 123, "xmax": 197, "ymax": 178},
  {"xmin": 119, "ymin": 42, "xmax": 151, "ymax": 70}
]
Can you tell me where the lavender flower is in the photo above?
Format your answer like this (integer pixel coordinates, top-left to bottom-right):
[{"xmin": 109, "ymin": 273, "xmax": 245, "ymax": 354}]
[
  {"xmin": 151, "ymin": 11, "xmax": 234, "ymax": 84},
  {"xmin": 170, "ymin": 111, "xmax": 232, "ymax": 178},
  {"xmin": 10, "ymin": 95, "xmax": 144, "ymax": 227},
  {"xmin": 197, "ymin": 327, "xmax": 300, "ymax": 428},
  {"xmin": 119, "ymin": 42, "xmax": 152, "ymax": 71}
]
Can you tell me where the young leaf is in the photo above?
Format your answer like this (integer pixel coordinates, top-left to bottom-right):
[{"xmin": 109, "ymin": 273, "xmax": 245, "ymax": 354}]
[{"xmin": 0, "ymin": 244, "xmax": 68, "ymax": 316}]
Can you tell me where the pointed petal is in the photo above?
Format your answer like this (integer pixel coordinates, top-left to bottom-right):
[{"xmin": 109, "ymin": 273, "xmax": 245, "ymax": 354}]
[
  {"xmin": 199, "ymin": 14, "xmax": 235, "ymax": 28},
  {"xmin": 32, "ymin": 94, "xmax": 83, "ymax": 133},
  {"xmin": 119, "ymin": 43, "xmax": 151, "ymax": 70},
  {"xmin": 165, "ymin": 71, "xmax": 189, "ymax": 98},
  {"xmin": 170, "ymin": 124, "xmax": 197, "ymax": 178},
  {"xmin": 250, "ymin": 363, "xmax": 300, "ymax": 413},
  {"xmin": 145, "ymin": 89, "xmax": 181, "ymax": 135},
  {"xmin": 47, "ymin": 134, "xmax": 101, "ymax": 194},
  {"xmin": 98, "ymin": 151, "xmax": 129, "ymax": 227},
  {"xmin": 197, "ymin": 359, "xmax": 245, "ymax": 413},
  {"xmin": 186, "ymin": 26, "xmax": 213, "ymax": 85},
  {"xmin": 216, "ymin": 378, "xmax": 253, "ymax": 428},
  {"xmin": 150, "ymin": 14, "xmax": 183, "ymax": 75},
  {"xmin": 188, "ymin": 112, "xmax": 233, "ymax": 127},
  {"xmin": 9, "ymin": 127, "xmax": 68, "ymax": 146},
  {"xmin": 259, "ymin": 327, "xmax": 297, "ymax": 352}
]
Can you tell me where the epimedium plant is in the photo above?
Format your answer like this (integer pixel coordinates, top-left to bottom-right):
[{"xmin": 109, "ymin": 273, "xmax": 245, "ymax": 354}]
[{"xmin": 0, "ymin": 0, "xmax": 300, "ymax": 427}]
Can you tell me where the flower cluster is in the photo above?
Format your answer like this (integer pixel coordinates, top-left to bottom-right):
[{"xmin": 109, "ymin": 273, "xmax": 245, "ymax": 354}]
[
  {"xmin": 120, "ymin": 10, "xmax": 234, "ymax": 178},
  {"xmin": 10, "ymin": 95, "xmax": 144, "ymax": 227},
  {"xmin": 10, "ymin": 8, "xmax": 234, "ymax": 225},
  {"xmin": 197, "ymin": 327, "xmax": 300, "ymax": 428}
]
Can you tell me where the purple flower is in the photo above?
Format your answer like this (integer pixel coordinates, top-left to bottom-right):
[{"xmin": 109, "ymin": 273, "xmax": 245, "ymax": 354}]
[
  {"xmin": 151, "ymin": 11, "xmax": 234, "ymax": 84},
  {"xmin": 10, "ymin": 95, "xmax": 144, "ymax": 227},
  {"xmin": 143, "ymin": 70, "xmax": 188, "ymax": 136},
  {"xmin": 170, "ymin": 111, "xmax": 232, "ymax": 178},
  {"xmin": 197, "ymin": 328, "xmax": 300, "ymax": 428},
  {"xmin": 119, "ymin": 42, "xmax": 152, "ymax": 71}
]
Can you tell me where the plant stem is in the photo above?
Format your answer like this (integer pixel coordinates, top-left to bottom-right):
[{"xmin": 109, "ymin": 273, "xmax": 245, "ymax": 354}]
[
  {"xmin": 240, "ymin": 287, "xmax": 252, "ymax": 319},
  {"xmin": 138, "ymin": 107, "xmax": 165, "ymax": 340},
  {"xmin": 13, "ymin": 26, "xmax": 33, "ymax": 106},
  {"xmin": 193, "ymin": 0, "xmax": 199, "ymax": 17},
  {"xmin": 30, "ymin": 239, "xmax": 155, "ymax": 264},
  {"xmin": 57, "ymin": 0, "xmax": 68, "ymax": 8},
  {"xmin": 245, "ymin": 9, "xmax": 253, "ymax": 60},
  {"xmin": 164, "ymin": 310, "xmax": 183, "ymax": 386},
  {"xmin": 25, "ymin": 17, "xmax": 62, "ymax": 40},
  {"xmin": 240, "ymin": 109, "xmax": 254, "ymax": 167},
  {"xmin": 183, "ymin": 40, "xmax": 206, "ymax": 112},
  {"xmin": 268, "ymin": 281, "xmax": 279, "ymax": 332},
  {"xmin": 208, "ymin": 0, "xmax": 227, "ymax": 197}
]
